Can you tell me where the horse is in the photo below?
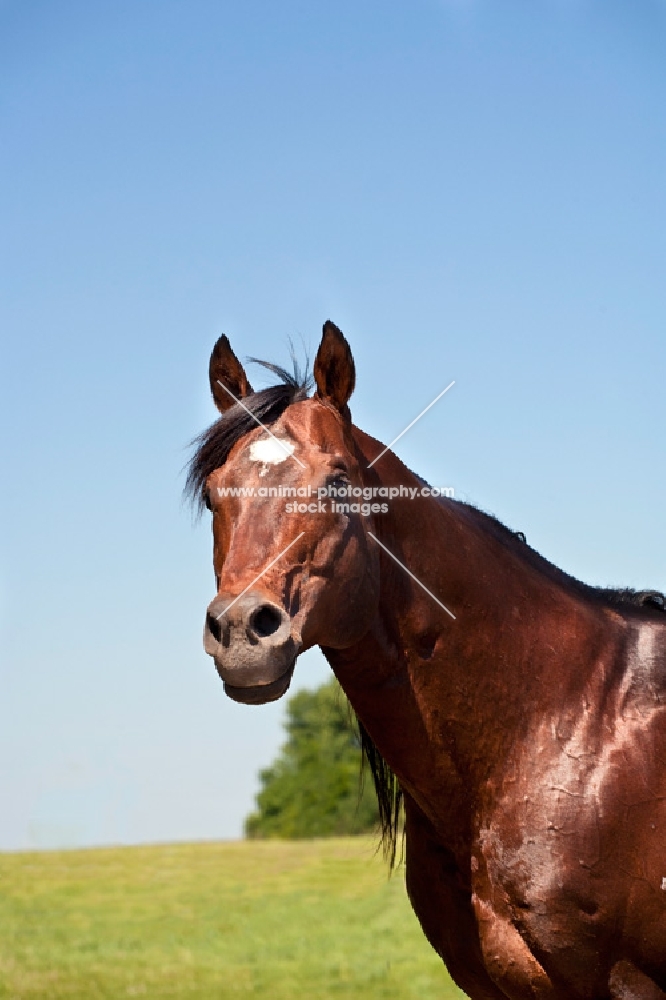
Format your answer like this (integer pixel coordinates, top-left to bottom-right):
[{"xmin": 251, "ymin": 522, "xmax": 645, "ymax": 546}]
[{"xmin": 187, "ymin": 321, "xmax": 666, "ymax": 1000}]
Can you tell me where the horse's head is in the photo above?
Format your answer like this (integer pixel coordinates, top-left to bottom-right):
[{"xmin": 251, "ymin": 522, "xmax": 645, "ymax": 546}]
[{"xmin": 189, "ymin": 322, "xmax": 380, "ymax": 704}]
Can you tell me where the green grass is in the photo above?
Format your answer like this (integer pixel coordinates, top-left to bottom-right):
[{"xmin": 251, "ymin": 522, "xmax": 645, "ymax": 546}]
[{"xmin": 0, "ymin": 837, "xmax": 467, "ymax": 999}]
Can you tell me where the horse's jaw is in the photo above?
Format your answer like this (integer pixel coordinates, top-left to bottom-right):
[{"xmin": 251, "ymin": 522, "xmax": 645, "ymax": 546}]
[
  {"xmin": 213, "ymin": 638, "xmax": 301, "ymax": 704},
  {"xmin": 223, "ymin": 661, "xmax": 297, "ymax": 705}
]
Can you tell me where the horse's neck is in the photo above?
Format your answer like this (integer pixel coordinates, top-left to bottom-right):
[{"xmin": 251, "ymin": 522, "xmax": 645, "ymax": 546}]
[{"xmin": 332, "ymin": 427, "xmax": 622, "ymax": 832}]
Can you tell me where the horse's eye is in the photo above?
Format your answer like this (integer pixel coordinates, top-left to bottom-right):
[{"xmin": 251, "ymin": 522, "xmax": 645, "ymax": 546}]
[{"xmin": 328, "ymin": 472, "xmax": 349, "ymax": 489}]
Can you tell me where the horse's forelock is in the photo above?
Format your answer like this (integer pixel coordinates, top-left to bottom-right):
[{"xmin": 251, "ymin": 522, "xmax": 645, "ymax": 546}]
[{"xmin": 185, "ymin": 369, "xmax": 311, "ymax": 513}]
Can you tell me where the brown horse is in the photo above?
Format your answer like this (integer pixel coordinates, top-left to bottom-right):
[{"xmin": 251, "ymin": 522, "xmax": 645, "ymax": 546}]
[{"xmin": 187, "ymin": 322, "xmax": 666, "ymax": 1000}]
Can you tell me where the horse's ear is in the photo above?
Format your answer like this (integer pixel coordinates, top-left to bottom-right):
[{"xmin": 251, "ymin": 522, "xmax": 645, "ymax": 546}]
[
  {"xmin": 314, "ymin": 321, "xmax": 356, "ymax": 415},
  {"xmin": 209, "ymin": 335, "xmax": 253, "ymax": 413}
]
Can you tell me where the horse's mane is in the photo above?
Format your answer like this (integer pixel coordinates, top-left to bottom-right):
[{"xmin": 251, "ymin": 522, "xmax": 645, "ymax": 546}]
[
  {"xmin": 356, "ymin": 720, "xmax": 404, "ymax": 867},
  {"xmin": 465, "ymin": 505, "xmax": 666, "ymax": 614}
]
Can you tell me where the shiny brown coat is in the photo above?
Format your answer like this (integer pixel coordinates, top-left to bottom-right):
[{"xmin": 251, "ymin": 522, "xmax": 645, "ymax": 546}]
[{"xmin": 191, "ymin": 322, "xmax": 666, "ymax": 1000}]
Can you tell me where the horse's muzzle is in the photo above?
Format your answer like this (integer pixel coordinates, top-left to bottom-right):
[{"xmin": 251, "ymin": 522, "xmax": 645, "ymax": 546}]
[{"xmin": 203, "ymin": 590, "xmax": 300, "ymax": 703}]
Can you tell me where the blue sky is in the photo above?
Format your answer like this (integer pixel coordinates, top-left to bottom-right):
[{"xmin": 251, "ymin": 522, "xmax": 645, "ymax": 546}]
[{"xmin": 1, "ymin": 0, "xmax": 665, "ymax": 849}]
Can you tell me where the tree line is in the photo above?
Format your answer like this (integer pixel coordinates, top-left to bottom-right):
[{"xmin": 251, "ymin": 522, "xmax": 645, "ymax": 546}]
[{"xmin": 245, "ymin": 677, "xmax": 379, "ymax": 838}]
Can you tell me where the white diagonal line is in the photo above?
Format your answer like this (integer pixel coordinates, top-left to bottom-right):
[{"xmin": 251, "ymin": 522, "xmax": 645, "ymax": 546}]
[
  {"xmin": 216, "ymin": 532, "xmax": 306, "ymax": 619},
  {"xmin": 368, "ymin": 532, "xmax": 456, "ymax": 620},
  {"xmin": 367, "ymin": 381, "xmax": 455, "ymax": 469},
  {"xmin": 216, "ymin": 380, "xmax": 307, "ymax": 468}
]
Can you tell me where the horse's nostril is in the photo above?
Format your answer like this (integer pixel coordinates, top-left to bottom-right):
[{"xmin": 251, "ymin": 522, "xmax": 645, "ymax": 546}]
[
  {"xmin": 206, "ymin": 612, "xmax": 222, "ymax": 643},
  {"xmin": 250, "ymin": 605, "xmax": 283, "ymax": 638}
]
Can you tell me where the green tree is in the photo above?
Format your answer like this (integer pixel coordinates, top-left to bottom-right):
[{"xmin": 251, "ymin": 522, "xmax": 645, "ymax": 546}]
[{"xmin": 245, "ymin": 678, "xmax": 379, "ymax": 838}]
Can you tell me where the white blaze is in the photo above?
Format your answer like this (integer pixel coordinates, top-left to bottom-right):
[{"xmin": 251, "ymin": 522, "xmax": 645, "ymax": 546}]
[{"xmin": 249, "ymin": 437, "xmax": 295, "ymax": 476}]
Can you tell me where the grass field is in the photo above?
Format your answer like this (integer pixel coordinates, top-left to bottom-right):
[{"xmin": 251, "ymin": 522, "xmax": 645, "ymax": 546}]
[{"xmin": 0, "ymin": 837, "xmax": 467, "ymax": 999}]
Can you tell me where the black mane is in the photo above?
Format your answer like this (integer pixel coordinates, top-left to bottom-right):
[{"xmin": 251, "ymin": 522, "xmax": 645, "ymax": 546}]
[
  {"xmin": 356, "ymin": 719, "xmax": 404, "ymax": 867},
  {"xmin": 465, "ymin": 504, "xmax": 666, "ymax": 615}
]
